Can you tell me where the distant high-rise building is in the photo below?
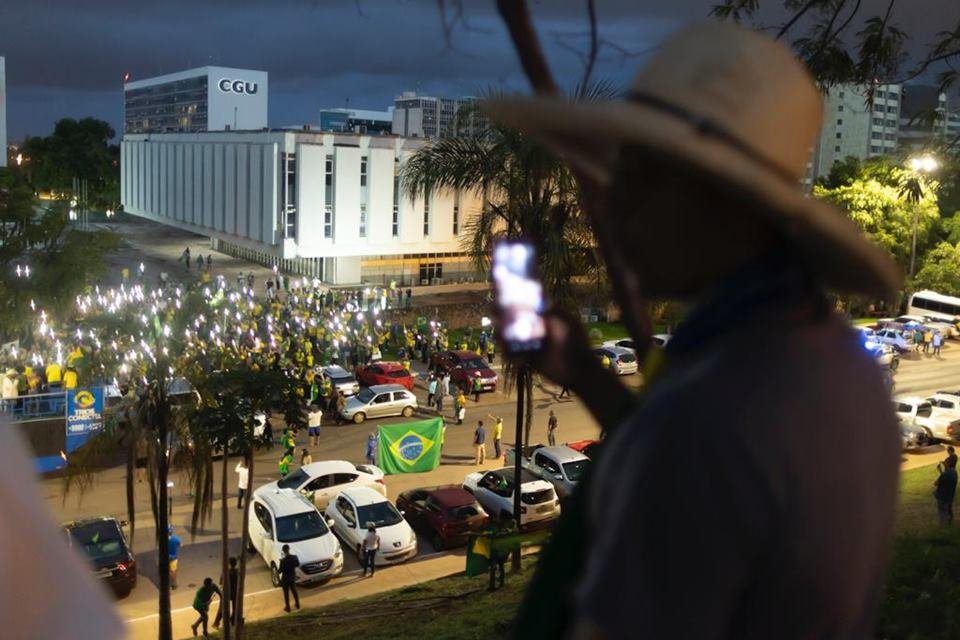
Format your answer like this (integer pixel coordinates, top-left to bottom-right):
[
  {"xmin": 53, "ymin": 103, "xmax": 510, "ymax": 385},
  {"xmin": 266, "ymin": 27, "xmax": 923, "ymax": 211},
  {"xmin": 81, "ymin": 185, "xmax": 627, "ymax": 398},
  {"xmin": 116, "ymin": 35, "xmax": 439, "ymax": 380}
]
[
  {"xmin": 898, "ymin": 85, "xmax": 960, "ymax": 153},
  {"xmin": 319, "ymin": 108, "xmax": 393, "ymax": 134},
  {"xmin": 391, "ymin": 92, "xmax": 486, "ymax": 139},
  {"xmin": 809, "ymin": 83, "xmax": 902, "ymax": 179},
  {"xmin": 123, "ymin": 66, "xmax": 268, "ymax": 134},
  {"xmin": 0, "ymin": 56, "xmax": 6, "ymax": 168}
]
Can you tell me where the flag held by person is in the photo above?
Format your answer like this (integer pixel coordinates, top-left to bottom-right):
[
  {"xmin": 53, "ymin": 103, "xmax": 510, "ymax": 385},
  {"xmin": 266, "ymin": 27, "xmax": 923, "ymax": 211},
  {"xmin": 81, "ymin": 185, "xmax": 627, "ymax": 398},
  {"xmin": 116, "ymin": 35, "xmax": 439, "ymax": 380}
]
[{"xmin": 377, "ymin": 418, "xmax": 443, "ymax": 474}]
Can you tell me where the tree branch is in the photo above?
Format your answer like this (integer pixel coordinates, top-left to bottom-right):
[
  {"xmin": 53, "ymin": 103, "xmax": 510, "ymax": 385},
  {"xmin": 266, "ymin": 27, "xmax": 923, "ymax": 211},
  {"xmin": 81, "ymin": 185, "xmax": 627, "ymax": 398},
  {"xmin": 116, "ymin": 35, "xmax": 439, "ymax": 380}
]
[
  {"xmin": 582, "ymin": 0, "xmax": 599, "ymax": 87},
  {"xmin": 495, "ymin": 0, "xmax": 559, "ymax": 96},
  {"xmin": 776, "ymin": 0, "xmax": 826, "ymax": 40}
]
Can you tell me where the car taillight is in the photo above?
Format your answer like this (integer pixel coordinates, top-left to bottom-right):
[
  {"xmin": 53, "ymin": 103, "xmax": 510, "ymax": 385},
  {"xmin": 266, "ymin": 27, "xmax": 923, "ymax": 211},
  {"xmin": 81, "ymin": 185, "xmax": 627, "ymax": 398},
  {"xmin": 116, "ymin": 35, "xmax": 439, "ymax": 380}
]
[
  {"xmin": 117, "ymin": 560, "xmax": 133, "ymax": 573},
  {"xmin": 375, "ymin": 478, "xmax": 385, "ymax": 485},
  {"xmin": 951, "ymin": 425, "xmax": 957, "ymax": 435}
]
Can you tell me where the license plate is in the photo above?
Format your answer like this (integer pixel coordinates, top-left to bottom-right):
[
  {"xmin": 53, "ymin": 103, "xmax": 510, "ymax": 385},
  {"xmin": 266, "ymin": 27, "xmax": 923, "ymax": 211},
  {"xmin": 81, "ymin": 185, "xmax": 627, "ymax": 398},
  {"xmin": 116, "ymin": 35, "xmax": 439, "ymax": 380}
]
[
  {"xmin": 536, "ymin": 505, "xmax": 553, "ymax": 514},
  {"xmin": 95, "ymin": 568, "xmax": 113, "ymax": 578}
]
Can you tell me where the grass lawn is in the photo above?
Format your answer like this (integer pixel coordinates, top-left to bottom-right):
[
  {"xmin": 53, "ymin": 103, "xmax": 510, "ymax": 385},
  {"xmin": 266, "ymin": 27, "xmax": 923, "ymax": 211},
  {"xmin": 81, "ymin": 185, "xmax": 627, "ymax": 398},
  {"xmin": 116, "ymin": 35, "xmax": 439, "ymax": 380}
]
[{"xmin": 234, "ymin": 558, "xmax": 536, "ymax": 640}]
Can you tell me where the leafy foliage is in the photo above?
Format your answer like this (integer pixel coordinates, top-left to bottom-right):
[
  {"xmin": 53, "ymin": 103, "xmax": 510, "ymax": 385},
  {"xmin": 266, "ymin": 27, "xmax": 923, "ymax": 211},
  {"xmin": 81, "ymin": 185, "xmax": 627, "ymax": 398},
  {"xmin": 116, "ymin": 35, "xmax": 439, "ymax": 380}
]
[{"xmin": 913, "ymin": 242, "xmax": 960, "ymax": 296}]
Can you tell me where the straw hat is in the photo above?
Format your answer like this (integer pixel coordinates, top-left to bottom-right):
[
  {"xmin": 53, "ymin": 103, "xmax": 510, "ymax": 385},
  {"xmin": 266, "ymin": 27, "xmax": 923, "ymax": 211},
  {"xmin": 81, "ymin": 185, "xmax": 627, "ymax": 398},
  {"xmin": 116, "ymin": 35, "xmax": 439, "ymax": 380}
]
[{"xmin": 483, "ymin": 22, "xmax": 901, "ymax": 296}]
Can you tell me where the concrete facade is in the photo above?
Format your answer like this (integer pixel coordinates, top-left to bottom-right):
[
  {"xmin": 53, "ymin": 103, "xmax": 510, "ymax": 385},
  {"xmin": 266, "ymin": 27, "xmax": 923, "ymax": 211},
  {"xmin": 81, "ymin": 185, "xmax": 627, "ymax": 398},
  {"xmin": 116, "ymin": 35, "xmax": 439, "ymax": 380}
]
[{"xmin": 120, "ymin": 130, "xmax": 481, "ymax": 285}]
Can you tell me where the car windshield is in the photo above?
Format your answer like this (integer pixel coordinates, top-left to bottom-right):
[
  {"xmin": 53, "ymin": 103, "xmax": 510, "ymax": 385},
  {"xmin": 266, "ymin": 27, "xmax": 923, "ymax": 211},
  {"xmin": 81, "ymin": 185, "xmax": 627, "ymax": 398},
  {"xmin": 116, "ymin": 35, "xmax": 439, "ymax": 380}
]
[
  {"xmin": 562, "ymin": 460, "xmax": 589, "ymax": 482},
  {"xmin": 449, "ymin": 503, "xmax": 484, "ymax": 519},
  {"xmin": 387, "ymin": 370, "xmax": 408, "ymax": 378},
  {"xmin": 462, "ymin": 358, "xmax": 487, "ymax": 369},
  {"xmin": 918, "ymin": 404, "xmax": 933, "ymax": 418},
  {"xmin": 618, "ymin": 352, "xmax": 637, "ymax": 363},
  {"xmin": 356, "ymin": 388, "xmax": 376, "ymax": 403},
  {"xmin": 276, "ymin": 511, "xmax": 328, "ymax": 542},
  {"xmin": 333, "ymin": 374, "xmax": 356, "ymax": 384},
  {"xmin": 69, "ymin": 522, "xmax": 124, "ymax": 561},
  {"xmin": 277, "ymin": 468, "xmax": 309, "ymax": 490},
  {"xmin": 357, "ymin": 502, "xmax": 404, "ymax": 528}
]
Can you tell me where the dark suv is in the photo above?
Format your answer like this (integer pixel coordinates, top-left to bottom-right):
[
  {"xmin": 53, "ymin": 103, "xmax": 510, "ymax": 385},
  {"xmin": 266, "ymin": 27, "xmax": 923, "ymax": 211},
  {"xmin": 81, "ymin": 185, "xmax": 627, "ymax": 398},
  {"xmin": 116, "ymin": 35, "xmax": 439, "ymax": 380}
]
[
  {"xmin": 63, "ymin": 517, "xmax": 137, "ymax": 597},
  {"xmin": 396, "ymin": 486, "xmax": 489, "ymax": 550},
  {"xmin": 430, "ymin": 350, "xmax": 498, "ymax": 392}
]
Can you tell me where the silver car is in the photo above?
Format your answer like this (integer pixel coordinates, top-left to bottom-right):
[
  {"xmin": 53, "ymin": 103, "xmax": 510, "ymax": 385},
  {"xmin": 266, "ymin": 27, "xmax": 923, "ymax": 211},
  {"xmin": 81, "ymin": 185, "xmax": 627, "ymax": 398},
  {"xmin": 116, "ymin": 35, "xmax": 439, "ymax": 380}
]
[
  {"xmin": 341, "ymin": 384, "xmax": 417, "ymax": 424},
  {"xmin": 321, "ymin": 365, "xmax": 360, "ymax": 396}
]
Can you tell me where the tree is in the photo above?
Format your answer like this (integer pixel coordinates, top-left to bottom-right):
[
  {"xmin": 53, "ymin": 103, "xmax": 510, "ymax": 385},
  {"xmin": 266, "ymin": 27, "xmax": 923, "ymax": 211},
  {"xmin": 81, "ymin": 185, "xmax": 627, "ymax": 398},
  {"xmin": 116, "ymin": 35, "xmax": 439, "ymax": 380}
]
[{"xmin": 913, "ymin": 242, "xmax": 960, "ymax": 295}]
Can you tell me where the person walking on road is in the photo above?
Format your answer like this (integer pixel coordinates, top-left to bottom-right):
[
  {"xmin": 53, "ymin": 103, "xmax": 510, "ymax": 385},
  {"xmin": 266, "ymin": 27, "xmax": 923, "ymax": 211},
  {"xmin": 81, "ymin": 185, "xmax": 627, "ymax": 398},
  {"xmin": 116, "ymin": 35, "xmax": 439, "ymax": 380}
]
[
  {"xmin": 474, "ymin": 420, "xmax": 486, "ymax": 465},
  {"xmin": 441, "ymin": 372, "xmax": 451, "ymax": 397},
  {"xmin": 300, "ymin": 447, "xmax": 313, "ymax": 467},
  {"xmin": 212, "ymin": 557, "xmax": 239, "ymax": 629},
  {"xmin": 427, "ymin": 373, "xmax": 438, "ymax": 406},
  {"xmin": 278, "ymin": 451, "xmax": 293, "ymax": 479},
  {"xmin": 335, "ymin": 392, "xmax": 346, "ymax": 425},
  {"xmin": 235, "ymin": 458, "xmax": 249, "ymax": 510},
  {"xmin": 488, "ymin": 414, "xmax": 504, "ymax": 460},
  {"xmin": 168, "ymin": 525, "xmax": 182, "ymax": 590},
  {"xmin": 547, "ymin": 410, "xmax": 558, "ymax": 446},
  {"xmin": 182, "ymin": 246, "xmax": 191, "ymax": 269},
  {"xmin": 924, "ymin": 328, "xmax": 933, "ymax": 354},
  {"xmin": 365, "ymin": 433, "xmax": 378, "ymax": 466},
  {"xmin": 362, "ymin": 524, "xmax": 380, "ymax": 577},
  {"xmin": 557, "ymin": 384, "xmax": 571, "ymax": 399},
  {"xmin": 933, "ymin": 330, "xmax": 943, "ymax": 357},
  {"xmin": 434, "ymin": 389, "xmax": 445, "ymax": 415},
  {"xmin": 279, "ymin": 544, "xmax": 300, "ymax": 612},
  {"xmin": 190, "ymin": 577, "xmax": 221, "ymax": 637},
  {"xmin": 307, "ymin": 404, "xmax": 322, "ymax": 447},
  {"xmin": 455, "ymin": 391, "xmax": 466, "ymax": 425},
  {"xmin": 205, "ymin": 254, "xmax": 212, "ymax": 272},
  {"xmin": 472, "ymin": 372, "xmax": 483, "ymax": 402},
  {"xmin": 935, "ymin": 458, "xmax": 958, "ymax": 525}
]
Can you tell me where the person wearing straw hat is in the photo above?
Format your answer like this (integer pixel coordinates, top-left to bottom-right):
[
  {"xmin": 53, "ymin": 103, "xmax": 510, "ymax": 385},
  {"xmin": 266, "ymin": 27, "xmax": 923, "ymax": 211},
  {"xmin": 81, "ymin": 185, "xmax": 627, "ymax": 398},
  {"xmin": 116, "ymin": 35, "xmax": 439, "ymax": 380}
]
[{"xmin": 487, "ymin": 22, "xmax": 903, "ymax": 640}]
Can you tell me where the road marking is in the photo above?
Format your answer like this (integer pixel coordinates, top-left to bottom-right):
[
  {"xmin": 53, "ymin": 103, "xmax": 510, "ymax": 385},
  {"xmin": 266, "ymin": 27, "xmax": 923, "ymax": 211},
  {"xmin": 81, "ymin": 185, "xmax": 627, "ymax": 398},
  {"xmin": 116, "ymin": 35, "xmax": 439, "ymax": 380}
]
[{"xmin": 122, "ymin": 550, "xmax": 448, "ymax": 624}]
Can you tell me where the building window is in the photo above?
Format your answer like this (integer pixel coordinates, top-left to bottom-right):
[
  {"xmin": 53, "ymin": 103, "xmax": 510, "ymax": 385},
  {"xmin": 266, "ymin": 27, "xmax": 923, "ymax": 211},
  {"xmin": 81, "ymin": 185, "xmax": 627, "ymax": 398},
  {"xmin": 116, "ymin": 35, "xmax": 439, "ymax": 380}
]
[
  {"xmin": 838, "ymin": 105, "xmax": 844, "ymax": 112},
  {"xmin": 871, "ymin": 131, "xmax": 882, "ymax": 139},
  {"xmin": 885, "ymin": 132, "xmax": 896, "ymax": 141},
  {"xmin": 324, "ymin": 155, "xmax": 334, "ymax": 239},
  {"xmin": 359, "ymin": 204, "xmax": 367, "ymax": 238},
  {"xmin": 872, "ymin": 117, "xmax": 883, "ymax": 126},
  {"xmin": 839, "ymin": 91, "xmax": 845, "ymax": 99},
  {"xmin": 836, "ymin": 132, "xmax": 842, "ymax": 139},
  {"xmin": 837, "ymin": 119, "xmax": 843, "ymax": 125},
  {"xmin": 870, "ymin": 145, "xmax": 882, "ymax": 153},
  {"xmin": 886, "ymin": 119, "xmax": 897, "ymax": 127},
  {"xmin": 834, "ymin": 145, "xmax": 841, "ymax": 153},
  {"xmin": 888, "ymin": 91, "xmax": 899, "ymax": 101},
  {"xmin": 423, "ymin": 197, "xmax": 431, "ymax": 236},
  {"xmin": 452, "ymin": 192, "xmax": 460, "ymax": 235},
  {"xmin": 281, "ymin": 153, "xmax": 297, "ymax": 239},
  {"xmin": 419, "ymin": 262, "xmax": 443, "ymax": 283},
  {"xmin": 887, "ymin": 105, "xmax": 897, "ymax": 113},
  {"xmin": 392, "ymin": 158, "xmax": 400, "ymax": 238},
  {"xmin": 360, "ymin": 156, "xmax": 368, "ymax": 187}
]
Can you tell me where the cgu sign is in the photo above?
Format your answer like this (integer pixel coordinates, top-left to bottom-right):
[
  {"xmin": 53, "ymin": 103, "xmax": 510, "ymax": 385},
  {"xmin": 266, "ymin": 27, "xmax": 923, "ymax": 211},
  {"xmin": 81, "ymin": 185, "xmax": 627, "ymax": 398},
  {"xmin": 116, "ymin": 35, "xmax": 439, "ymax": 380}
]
[{"xmin": 218, "ymin": 78, "xmax": 259, "ymax": 95}]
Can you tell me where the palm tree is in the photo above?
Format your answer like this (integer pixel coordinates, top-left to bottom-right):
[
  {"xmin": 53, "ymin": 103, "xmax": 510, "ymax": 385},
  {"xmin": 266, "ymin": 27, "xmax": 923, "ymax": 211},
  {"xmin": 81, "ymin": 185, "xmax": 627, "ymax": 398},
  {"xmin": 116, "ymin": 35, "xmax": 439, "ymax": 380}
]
[{"xmin": 402, "ymin": 84, "xmax": 612, "ymax": 447}]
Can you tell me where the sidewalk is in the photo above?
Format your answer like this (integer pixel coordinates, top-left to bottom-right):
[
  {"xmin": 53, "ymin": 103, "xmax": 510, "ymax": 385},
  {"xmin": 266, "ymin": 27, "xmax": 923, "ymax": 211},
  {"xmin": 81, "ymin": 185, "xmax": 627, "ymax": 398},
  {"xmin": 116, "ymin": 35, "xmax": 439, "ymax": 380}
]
[{"xmin": 126, "ymin": 550, "xmax": 468, "ymax": 640}]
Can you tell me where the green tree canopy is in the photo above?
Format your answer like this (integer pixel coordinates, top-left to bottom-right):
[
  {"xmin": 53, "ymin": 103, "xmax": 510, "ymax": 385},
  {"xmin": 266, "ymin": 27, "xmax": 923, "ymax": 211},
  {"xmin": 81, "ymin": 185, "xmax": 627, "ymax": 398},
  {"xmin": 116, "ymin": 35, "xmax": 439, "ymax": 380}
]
[{"xmin": 913, "ymin": 242, "xmax": 960, "ymax": 296}]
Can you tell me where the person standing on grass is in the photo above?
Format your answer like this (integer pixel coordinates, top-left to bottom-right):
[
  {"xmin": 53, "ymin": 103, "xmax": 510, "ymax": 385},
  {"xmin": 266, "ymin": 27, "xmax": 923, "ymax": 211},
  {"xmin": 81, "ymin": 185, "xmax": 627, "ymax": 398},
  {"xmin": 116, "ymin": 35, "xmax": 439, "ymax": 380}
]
[
  {"xmin": 547, "ymin": 410, "xmax": 558, "ymax": 447},
  {"xmin": 279, "ymin": 545, "xmax": 300, "ymax": 612},
  {"xmin": 940, "ymin": 446, "xmax": 958, "ymax": 474},
  {"xmin": 307, "ymin": 404, "xmax": 322, "ymax": 447},
  {"xmin": 935, "ymin": 458, "xmax": 958, "ymax": 525},
  {"xmin": 235, "ymin": 458, "xmax": 249, "ymax": 510},
  {"xmin": 474, "ymin": 420, "xmax": 486, "ymax": 465},
  {"xmin": 488, "ymin": 414, "xmax": 504, "ymax": 460},
  {"xmin": 362, "ymin": 524, "xmax": 380, "ymax": 577},
  {"xmin": 190, "ymin": 577, "xmax": 221, "ymax": 637},
  {"xmin": 168, "ymin": 525, "xmax": 182, "ymax": 590}
]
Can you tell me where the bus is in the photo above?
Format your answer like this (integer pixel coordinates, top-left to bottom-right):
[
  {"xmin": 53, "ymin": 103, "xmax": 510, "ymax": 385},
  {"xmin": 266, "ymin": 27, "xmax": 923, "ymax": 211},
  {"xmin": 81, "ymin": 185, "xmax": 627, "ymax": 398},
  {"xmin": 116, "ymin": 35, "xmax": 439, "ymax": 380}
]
[{"xmin": 907, "ymin": 290, "xmax": 960, "ymax": 322}]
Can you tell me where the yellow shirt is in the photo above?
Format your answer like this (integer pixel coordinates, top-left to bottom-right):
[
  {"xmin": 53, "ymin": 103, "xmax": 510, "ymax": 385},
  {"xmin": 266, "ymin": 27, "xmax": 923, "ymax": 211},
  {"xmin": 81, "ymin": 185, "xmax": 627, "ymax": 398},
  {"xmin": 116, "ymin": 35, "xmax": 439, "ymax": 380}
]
[
  {"xmin": 63, "ymin": 369, "xmax": 78, "ymax": 389},
  {"xmin": 494, "ymin": 420, "xmax": 503, "ymax": 440},
  {"xmin": 45, "ymin": 363, "xmax": 62, "ymax": 383}
]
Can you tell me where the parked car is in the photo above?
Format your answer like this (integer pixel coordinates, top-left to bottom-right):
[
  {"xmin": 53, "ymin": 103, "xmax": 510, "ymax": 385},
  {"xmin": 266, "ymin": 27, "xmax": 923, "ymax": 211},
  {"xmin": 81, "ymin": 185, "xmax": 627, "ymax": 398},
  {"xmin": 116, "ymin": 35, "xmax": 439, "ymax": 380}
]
[
  {"xmin": 325, "ymin": 486, "xmax": 418, "ymax": 566},
  {"xmin": 927, "ymin": 393, "xmax": 960, "ymax": 417},
  {"xmin": 921, "ymin": 316, "xmax": 960, "ymax": 338},
  {"xmin": 505, "ymin": 445, "xmax": 590, "ymax": 499},
  {"xmin": 356, "ymin": 362, "xmax": 415, "ymax": 391},
  {"xmin": 430, "ymin": 350, "xmax": 498, "ymax": 392},
  {"xmin": 341, "ymin": 384, "xmax": 417, "ymax": 424},
  {"xmin": 258, "ymin": 460, "xmax": 386, "ymax": 510},
  {"xmin": 867, "ymin": 343, "xmax": 899, "ymax": 370},
  {"xmin": 63, "ymin": 517, "xmax": 137, "ymax": 597},
  {"xmin": 566, "ymin": 439, "xmax": 602, "ymax": 459},
  {"xmin": 247, "ymin": 488, "xmax": 344, "ymax": 586},
  {"xmin": 603, "ymin": 338, "xmax": 636, "ymax": 352},
  {"xmin": 898, "ymin": 415, "xmax": 933, "ymax": 450},
  {"xmin": 651, "ymin": 334, "xmax": 672, "ymax": 348},
  {"xmin": 320, "ymin": 365, "xmax": 360, "ymax": 396},
  {"xmin": 396, "ymin": 486, "xmax": 489, "ymax": 549},
  {"xmin": 894, "ymin": 396, "xmax": 960, "ymax": 442},
  {"xmin": 874, "ymin": 328, "xmax": 911, "ymax": 353},
  {"xmin": 593, "ymin": 346, "xmax": 638, "ymax": 375},
  {"xmin": 463, "ymin": 467, "xmax": 560, "ymax": 529}
]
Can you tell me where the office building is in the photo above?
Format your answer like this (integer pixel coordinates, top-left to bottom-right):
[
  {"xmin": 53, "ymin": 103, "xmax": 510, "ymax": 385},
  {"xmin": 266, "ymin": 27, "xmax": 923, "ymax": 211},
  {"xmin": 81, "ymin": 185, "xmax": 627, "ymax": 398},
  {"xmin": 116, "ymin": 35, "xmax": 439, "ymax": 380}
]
[
  {"xmin": 120, "ymin": 130, "xmax": 480, "ymax": 285},
  {"xmin": 392, "ymin": 92, "xmax": 486, "ymax": 139},
  {"xmin": 809, "ymin": 83, "xmax": 901, "ymax": 179},
  {"xmin": 124, "ymin": 66, "xmax": 268, "ymax": 134},
  {"xmin": 898, "ymin": 85, "xmax": 960, "ymax": 153},
  {"xmin": 319, "ymin": 108, "xmax": 393, "ymax": 135},
  {"xmin": 0, "ymin": 57, "xmax": 6, "ymax": 168}
]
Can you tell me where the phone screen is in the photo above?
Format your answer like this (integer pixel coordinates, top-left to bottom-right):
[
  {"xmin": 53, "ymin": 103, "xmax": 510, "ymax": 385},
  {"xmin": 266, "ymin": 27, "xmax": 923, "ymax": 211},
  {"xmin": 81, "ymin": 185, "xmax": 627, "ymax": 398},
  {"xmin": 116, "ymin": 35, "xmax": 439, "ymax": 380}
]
[{"xmin": 492, "ymin": 241, "xmax": 546, "ymax": 353}]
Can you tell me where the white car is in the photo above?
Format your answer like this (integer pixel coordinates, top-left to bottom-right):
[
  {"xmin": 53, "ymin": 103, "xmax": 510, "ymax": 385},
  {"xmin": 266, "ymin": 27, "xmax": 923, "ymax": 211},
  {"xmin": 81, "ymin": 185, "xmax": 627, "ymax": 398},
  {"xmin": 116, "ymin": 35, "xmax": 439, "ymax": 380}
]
[
  {"xmin": 463, "ymin": 467, "xmax": 560, "ymax": 529},
  {"xmin": 258, "ymin": 460, "xmax": 386, "ymax": 510},
  {"xmin": 592, "ymin": 346, "xmax": 638, "ymax": 375},
  {"xmin": 504, "ymin": 445, "xmax": 589, "ymax": 499},
  {"xmin": 874, "ymin": 328, "xmax": 911, "ymax": 353},
  {"xmin": 324, "ymin": 486, "xmax": 418, "ymax": 566},
  {"xmin": 894, "ymin": 396, "xmax": 960, "ymax": 442},
  {"xmin": 247, "ymin": 488, "xmax": 344, "ymax": 586},
  {"xmin": 320, "ymin": 365, "xmax": 360, "ymax": 396}
]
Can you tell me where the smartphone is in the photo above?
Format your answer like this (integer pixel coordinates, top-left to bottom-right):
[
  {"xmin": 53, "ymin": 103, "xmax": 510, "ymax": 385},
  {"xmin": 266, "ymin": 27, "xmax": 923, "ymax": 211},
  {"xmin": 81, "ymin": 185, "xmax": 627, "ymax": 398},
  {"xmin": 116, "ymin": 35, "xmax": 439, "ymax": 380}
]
[{"xmin": 492, "ymin": 240, "xmax": 547, "ymax": 353}]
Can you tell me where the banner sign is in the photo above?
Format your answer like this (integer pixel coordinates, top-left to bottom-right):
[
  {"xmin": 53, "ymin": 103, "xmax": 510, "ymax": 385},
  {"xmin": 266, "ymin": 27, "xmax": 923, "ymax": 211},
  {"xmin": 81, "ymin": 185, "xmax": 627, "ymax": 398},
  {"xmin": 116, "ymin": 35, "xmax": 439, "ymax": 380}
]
[
  {"xmin": 377, "ymin": 417, "xmax": 443, "ymax": 474},
  {"xmin": 66, "ymin": 387, "xmax": 104, "ymax": 435}
]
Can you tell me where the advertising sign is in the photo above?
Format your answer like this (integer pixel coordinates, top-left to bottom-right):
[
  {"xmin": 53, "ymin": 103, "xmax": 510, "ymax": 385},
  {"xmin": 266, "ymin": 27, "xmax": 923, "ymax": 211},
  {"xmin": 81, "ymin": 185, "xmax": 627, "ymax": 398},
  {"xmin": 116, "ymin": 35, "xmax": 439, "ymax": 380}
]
[{"xmin": 66, "ymin": 387, "xmax": 104, "ymax": 436}]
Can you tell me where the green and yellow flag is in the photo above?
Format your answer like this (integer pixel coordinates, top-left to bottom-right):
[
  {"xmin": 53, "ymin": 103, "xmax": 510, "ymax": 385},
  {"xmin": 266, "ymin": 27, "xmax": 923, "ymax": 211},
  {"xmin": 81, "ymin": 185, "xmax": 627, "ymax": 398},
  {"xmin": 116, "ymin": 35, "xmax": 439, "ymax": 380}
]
[{"xmin": 377, "ymin": 417, "xmax": 444, "ymax": 474}]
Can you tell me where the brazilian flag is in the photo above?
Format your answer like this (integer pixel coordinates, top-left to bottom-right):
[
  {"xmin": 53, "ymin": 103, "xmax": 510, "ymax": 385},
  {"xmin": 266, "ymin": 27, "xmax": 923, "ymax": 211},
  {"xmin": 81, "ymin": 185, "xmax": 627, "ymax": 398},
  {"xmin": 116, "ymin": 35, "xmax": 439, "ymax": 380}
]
[{"xmin": 377, "ymin": 418, "xmax": 443, "ymax": 474}]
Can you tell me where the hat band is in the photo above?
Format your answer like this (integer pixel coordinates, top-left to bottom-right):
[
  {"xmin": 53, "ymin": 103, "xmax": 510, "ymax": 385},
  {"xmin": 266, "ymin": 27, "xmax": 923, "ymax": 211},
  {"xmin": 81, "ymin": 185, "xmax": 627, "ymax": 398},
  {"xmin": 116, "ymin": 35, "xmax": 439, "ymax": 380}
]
[{"xmin": 624, "ymin": 90, "xmax": 798, "ymax": 184}]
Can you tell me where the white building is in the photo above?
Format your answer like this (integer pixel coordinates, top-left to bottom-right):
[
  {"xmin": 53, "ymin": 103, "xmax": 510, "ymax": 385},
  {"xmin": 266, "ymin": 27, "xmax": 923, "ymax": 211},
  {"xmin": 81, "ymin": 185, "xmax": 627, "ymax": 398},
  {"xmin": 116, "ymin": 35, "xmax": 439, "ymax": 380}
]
[
  {"xmin": 0, "ymin": 56, "xmax": 6, "ymax": 168},
  {"xmin": 392, "ymin": 91, "xmax": 486, "ymax": 139},
  {"xmin": 124, "ymin": 66, "xmax": 268, "ymax": 134},
  {"xmin": 319, "ymin": 108, "xmax": 393, "ymax": 135},
  {"xmin": 810, "ymin": 83, "xmax": 901, "ymax": 179},
  {"xmin": 120, "ymin": 130, "xmax": 480, "ymax": 285},
  {"xmin": 899, "ymin": 85, "xmax": 960, "ymax": 153}
]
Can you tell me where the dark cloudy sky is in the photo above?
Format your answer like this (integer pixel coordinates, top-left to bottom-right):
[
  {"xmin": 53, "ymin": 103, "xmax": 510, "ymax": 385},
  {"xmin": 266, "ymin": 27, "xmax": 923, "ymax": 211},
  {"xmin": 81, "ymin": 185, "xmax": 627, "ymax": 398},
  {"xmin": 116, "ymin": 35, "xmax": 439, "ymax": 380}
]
[{"xmin": 1, "ymin": 0, "xmax": 956, "ymax": 141}]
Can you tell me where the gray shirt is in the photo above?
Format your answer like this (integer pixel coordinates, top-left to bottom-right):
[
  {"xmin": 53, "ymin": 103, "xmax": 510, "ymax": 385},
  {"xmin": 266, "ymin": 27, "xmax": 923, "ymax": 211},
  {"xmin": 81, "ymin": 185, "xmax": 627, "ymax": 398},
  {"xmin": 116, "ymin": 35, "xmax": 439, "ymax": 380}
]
[{"xmin": 577, "ymin": 312, "xmax": 899, "ymax": 639}]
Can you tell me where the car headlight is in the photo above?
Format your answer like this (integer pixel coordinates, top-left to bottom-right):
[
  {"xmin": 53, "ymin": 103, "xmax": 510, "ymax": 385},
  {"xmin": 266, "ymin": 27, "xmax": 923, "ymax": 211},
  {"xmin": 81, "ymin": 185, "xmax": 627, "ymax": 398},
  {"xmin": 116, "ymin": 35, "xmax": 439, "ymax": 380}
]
[
  {"xmin": 408, "ymin": 531, "xmax": 417, "ymax": 545},
  {"xmin": 334, "ymin": 547, "xmax": 343, "ymax": 558}
]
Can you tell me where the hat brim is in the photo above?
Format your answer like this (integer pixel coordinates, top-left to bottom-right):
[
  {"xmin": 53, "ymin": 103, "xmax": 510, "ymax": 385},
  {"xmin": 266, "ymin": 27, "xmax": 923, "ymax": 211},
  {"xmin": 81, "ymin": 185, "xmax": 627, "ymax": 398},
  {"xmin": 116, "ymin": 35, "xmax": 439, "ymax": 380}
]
[{"xmin": 483, "ymin": 97, "xmax": 902, "ymax": 296}]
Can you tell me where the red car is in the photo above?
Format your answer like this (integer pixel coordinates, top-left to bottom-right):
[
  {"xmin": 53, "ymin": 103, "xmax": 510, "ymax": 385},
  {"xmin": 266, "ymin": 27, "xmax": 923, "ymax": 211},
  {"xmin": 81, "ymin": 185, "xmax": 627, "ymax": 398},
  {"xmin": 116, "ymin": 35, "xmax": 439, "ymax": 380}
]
[
  {"xmin": 396, "ymin": 486, "xmax": 489, "ymax": 550},
  {"xmin": 356, "ymin": 361, "xmax": 415, "ymax": 391},
  {"xmin": 430, "ymin": 350, "xmax": 498, "ymax": 392},
  {"xmin": 566, "ymin": 439, "xmax": 601, "ymax": 459}
]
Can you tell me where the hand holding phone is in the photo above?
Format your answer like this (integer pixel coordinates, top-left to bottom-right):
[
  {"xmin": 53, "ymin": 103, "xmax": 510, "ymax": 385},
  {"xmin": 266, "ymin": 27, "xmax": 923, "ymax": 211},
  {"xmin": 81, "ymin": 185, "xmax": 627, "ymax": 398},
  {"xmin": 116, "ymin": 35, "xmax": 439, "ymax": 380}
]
[{"xmin": 492, "ymin": 240, "xmax": 547, "ymax": 354}]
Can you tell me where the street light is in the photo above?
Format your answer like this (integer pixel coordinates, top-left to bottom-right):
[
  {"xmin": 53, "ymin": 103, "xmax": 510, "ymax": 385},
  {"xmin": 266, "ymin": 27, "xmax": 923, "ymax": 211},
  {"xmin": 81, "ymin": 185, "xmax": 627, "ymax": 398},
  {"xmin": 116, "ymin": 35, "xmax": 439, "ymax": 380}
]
[
  {"xmin": 908, "ymin": 155, "xmax": 939, "ymax": 173},
  {"xmin": 905, "ymin": 154, "xmax": 939, "ymax": 278}
]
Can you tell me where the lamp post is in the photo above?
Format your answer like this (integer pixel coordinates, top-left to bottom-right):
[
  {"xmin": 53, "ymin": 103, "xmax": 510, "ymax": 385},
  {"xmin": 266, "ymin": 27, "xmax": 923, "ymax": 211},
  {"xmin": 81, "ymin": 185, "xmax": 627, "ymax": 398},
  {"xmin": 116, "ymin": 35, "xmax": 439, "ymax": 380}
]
[{"xmin": 906, "ymin": 155, "xmax": 938, "ymax": 278}]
